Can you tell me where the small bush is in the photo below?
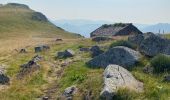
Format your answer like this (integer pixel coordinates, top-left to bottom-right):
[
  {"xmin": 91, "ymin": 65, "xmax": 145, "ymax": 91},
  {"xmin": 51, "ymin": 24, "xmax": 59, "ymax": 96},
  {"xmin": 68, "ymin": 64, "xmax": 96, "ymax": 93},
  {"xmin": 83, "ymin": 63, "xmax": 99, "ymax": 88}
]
[
  {"xmin": 150, "ymin": 54, "xmax": 170, "ymax": 73},
  {"xmin": 110, "ymin": 40, "xmax": 136, "ymax": 49}
]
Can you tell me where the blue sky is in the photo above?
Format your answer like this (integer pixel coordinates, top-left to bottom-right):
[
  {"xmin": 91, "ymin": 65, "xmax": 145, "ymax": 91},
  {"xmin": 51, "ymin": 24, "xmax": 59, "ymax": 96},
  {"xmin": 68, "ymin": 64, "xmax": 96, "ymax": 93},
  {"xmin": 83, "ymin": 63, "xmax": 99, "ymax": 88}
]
[{"xmin": 1, "ymin": 0, "xmax": 170, "ymax": 24}]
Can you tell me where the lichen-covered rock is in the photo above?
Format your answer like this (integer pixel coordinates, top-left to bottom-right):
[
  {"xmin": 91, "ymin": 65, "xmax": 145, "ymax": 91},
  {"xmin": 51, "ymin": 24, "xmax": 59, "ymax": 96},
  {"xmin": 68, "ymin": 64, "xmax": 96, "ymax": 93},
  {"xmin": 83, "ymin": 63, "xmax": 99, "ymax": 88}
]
[
  {"xmin": 0, "ymin": 70, "xmax": 10, "ymax": 85},
  {"xmin": 57, "ymin": 49, "xmax": 75, "ymax": 59},
  {"xmin": 90, "ymin": 46, "xmax": 103, "ymax": 57},
  {"xmin": 88, "ymin": 46, "xmax": 141, "ymax": 68},
  {"xmin": 100, "ymin": 65, "xmax": 143, "ymax": 99},
  {"xmin": 35, "ymin": 45, "xmax": 50, "ymax": 53},
  {"xmin": 32, "ymin": 12, "xmax": 48, "ymax": 22},
  {"xmin": 129, "ymin": 32, "xmax": 170, "ymax": 57},
  {"xmin": 62, "ymin": 86, "xmax": 77, "ymax": 100}
]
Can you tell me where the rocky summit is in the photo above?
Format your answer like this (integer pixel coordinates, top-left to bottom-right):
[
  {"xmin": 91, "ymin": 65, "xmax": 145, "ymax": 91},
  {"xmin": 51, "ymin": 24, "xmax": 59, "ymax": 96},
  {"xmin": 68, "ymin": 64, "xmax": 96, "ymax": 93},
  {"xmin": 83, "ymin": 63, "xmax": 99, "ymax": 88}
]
[
  {"xmin": 100, "ymin": 65, "xmax": 143, "ymax": 100},
  {"xmin": 88, "ymin": 46, "xmax": 141, "ymax": 68}
]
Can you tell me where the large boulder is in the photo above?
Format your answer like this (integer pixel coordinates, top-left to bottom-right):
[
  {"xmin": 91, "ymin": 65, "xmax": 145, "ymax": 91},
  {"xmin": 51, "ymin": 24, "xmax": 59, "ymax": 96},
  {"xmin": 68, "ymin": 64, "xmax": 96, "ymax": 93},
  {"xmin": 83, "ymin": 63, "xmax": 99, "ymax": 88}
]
[
  {"xmin": 90, "ymin": 46, "xmax": 103, "ymax": 57},
  {"xmin": 129, "ymin": 32, "xmax": 170, "ymax": 57},
  {"xmin": 88, "ymin": 46, "xmax": 141, "ymax": 68},
  {"xmin": 57, "ymin": 49, "xmax": 75, "ymax": 59},
  {"xmin": 0, "ymin": 70, "xmax": 10, "ymax": 85},
  {"xmin": 100, "ymin": 65, "xmax": 143, "ymax": 99}
]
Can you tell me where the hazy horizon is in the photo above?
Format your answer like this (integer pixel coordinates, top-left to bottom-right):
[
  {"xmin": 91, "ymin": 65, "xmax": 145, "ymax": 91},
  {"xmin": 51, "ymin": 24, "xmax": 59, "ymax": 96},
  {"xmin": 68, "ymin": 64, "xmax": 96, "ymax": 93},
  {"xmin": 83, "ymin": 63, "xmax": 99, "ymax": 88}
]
[{"xmin": 1, "ymin": 0, "xmax": 170, "ymax": 24}]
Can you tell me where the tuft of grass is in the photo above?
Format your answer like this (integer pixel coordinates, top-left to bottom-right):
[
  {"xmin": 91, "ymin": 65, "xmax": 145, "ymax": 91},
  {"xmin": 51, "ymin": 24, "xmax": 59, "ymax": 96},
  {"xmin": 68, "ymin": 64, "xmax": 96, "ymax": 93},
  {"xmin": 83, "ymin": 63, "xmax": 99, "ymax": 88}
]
[
  {"xmin": 110, "ymin": 40, "xmax": 136, "ymax": 49},
  {"xmin": 150, "ymin": 54, "xmax": 170, "ymax": 73}
]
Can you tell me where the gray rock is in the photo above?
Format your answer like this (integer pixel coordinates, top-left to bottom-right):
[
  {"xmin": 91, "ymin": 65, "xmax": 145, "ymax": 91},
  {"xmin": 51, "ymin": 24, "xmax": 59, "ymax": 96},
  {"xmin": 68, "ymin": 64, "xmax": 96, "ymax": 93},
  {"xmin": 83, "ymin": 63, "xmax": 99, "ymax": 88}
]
[
  {"xmin": 19, "ymin": 48, "xmax": 27, "ymax": 53},
  {"xmin": 100, "ymin": 65, "xmax": 143, "ymax": 99},
  {"xmin": 129, "ymin": 32, "xmax": 170, "ymax": 57},
  {"xmin": 143, "ymin": 66, "xmax": 153, "ymax": 74},
  {"xmin": 32, "ymin": 12, "xmax": 48, "ymax": 22},
  {"xmin": 57, "ymin": 49, "xmax": 75, "ymax": 59},
  {"xmin": 90, "ymin": 46, "xmax": 103, "ymax": 57},
  {"xmin": 0, "ymin": 70, "xmax": 10, "ymax": 85},
  {"xmin": 163, "ymin": 75, "xmax": 170, "ymax": 82},
  {"xmin": 62, "ymin": 86, "xmax": 77, "ymax": 100},
  {"xmin": 88, "ymin": 46, "xmax": 141, "ymax": 68},
  {"xmin": 79, "ymin": 47, "xmax": 90, "ymax": 52},
  {"xmin": 35, "ymin": 45, "xmax": 50, "ymax": 53}
]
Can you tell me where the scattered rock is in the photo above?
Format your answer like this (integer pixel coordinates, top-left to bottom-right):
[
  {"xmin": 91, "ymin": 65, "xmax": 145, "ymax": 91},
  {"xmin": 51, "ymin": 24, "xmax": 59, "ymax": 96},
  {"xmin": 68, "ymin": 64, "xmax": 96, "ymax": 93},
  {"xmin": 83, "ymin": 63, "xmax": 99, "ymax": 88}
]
[
  {"xmin": 19, "ymin": 48, "xmax": 27, "ymax": 53},
  {"xmin": 129, "ymin": 32, "xmax": 170, "ymax": 57},
  {"xmin": 92, "ymin": 36, "xmax": 113, "ymax": 42},
  {"xmin": 56, "ymin": 38, "xmax": 63, "ymax": 41},
  {"xmin": 35, "ymin": 45, "xmax": 50, "ymax": 53},
  {"xmin": 100, "ymin": 65, "xmax": 143, "ymax": 99},
  {"xmin": 163, "ymin": 75, "xmax": 170, "ymax": 82},
  {"xmin": 17, "ymin": 55, "xmax": 42, "ymax": 79},
  {"xmin": 90, "ymin": 46, "xmax": 103, "ymax": 57},
  {"xmin": 79, "ymin": 47, "xmax": 90, "ymax": 52},
  {"xmin": 143, "ymin": 66, "xmax": 153, "ymax": 74},
  {"xmin": 32, "ymin": 12, "xmax": 48, "ymax": 22},
  {"xmin": 88, "ymin": 46, "xmax": 141, "ymax": 68},
  {"xmin": 62, "ymin": 86, "xmax": 77, "ymax": 100},
  {"xmin": 57, "ymin": 49, "xmax": 75, "ymax": 59},
  {"xmin": 0, "ymin": 70, "xmax": 10, "ymax": 85}
]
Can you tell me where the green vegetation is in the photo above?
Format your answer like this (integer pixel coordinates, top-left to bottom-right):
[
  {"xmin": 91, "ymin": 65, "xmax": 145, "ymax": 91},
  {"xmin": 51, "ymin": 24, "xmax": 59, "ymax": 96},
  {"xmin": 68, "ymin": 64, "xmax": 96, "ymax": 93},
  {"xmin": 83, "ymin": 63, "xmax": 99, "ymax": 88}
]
[
  {"xmin": 150, "ymin": 54, "xmax": 170, "ymax": 73},
  {"xmin": 110, "ymin": 40, "xmax": 136, "ymax": 49}
]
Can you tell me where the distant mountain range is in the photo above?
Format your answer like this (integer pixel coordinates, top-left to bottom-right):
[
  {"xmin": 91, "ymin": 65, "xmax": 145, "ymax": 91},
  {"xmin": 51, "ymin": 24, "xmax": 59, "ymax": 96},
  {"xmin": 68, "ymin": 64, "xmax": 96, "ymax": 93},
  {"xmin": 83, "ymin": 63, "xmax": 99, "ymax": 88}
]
[{"xmin": 52, "ymin": 19, "xmax": 170, "ymax": 37}]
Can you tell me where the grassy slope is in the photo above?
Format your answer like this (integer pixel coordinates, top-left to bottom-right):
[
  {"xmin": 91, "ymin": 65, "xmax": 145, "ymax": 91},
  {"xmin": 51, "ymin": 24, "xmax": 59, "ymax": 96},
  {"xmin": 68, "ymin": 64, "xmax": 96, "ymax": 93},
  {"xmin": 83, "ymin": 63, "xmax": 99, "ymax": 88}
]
[{"xmin": 0, "ymin": 5, "xmax": 79, "ymax": 54}]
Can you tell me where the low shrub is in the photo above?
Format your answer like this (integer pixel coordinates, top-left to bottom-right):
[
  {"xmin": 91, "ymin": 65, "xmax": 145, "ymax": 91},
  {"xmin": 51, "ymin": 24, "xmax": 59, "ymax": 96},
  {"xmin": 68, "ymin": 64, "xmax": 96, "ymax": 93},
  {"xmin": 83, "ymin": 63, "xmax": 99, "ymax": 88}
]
[
  {"xmin": 110, "ymin": 40, "xmax": 136, "ymax": 49},
  {"xmin": 150, "ymin": 54, "xmax": 170, "ymax": 73}
]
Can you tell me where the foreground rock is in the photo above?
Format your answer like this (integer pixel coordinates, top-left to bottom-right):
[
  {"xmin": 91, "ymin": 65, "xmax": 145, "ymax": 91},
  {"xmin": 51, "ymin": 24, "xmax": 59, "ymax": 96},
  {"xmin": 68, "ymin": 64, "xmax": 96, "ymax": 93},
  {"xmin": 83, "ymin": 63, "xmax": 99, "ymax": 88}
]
[
  {"xmin": 62, "ymin": 86, "xmax": 77, "ymax": 100},
  {"xmin": 129, "ymin": 32, "xmax": 170, "ymax": 57},
  {"xmin": 35, "ymin": 45, "xmax": 50, "ymax": 53},
  {"xmin": 17, "ymin": 55, "xmax": 42, "ymax": 79},
  {"xmin": 100, "ymin": 65, "xmax": 143, "ymax": 99},
  {"xmin": 57, "ymin": 49, "xmax": 75, "ymax": 59},
  {"xmin": 0, "ymin": 70, "xmax": 10, "ymax": 85},
  {"xmin": 90, "ymin": 46, "xmax": 103, "ymax": 57},
  {"xmin": 163, "ymin": 75, "xmax": 170, "ymax": 82},
  {"xmin": 88, "ymin": 46, "xmax": 141, "ymax": 68}
]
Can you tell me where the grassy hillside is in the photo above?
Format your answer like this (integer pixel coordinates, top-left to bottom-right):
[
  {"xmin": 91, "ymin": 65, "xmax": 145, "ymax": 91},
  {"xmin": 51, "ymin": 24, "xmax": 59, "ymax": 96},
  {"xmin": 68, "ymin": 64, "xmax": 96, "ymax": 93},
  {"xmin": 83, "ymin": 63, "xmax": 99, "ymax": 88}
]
[{"xmin": 0, "ymin": 3, "xmax": 80, "ymax": 53}]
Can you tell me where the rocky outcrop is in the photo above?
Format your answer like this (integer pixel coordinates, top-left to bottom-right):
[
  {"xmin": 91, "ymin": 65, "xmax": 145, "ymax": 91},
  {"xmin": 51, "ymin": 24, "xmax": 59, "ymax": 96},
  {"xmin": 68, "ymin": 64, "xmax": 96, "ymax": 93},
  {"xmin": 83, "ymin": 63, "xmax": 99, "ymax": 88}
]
[
  {"xmin": 62, "ymin": 86, "xmax": 77, "ymax": 100},
  {"xmin": 35, "ymin": 45, "xmax": 50, "ymax": 53},
  {"xmin": 90, "ymin": 46, "xmax": 103, "ymax": 57},
  {"xmin": 88, "ymin": 46, "xmax": 141, "ymax": 68},
  {"xmin": 57, "ymin": 49, "xmax": 75, "ymax": 59},
  {"xmin": 100, "ymin": 65, "xmax": 143, "ymax": 99},
  {"xmin": 32, "ymin": 12, "xmax": 48, "ymax": 22},
  {"xmin": 128, "ymin": 32, "xmax": 170, "ymax": 57},
  {"xmin": 0, "ymin": 70, "xmax": 10, "ymax": 85}
]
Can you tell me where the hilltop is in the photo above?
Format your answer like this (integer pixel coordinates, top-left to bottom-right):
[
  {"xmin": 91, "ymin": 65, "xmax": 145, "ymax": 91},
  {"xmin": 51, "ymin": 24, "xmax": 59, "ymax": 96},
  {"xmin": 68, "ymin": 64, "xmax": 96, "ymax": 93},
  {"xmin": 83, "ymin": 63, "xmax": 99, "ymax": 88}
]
[{"xmin": 0, "ymin": 3, "xmax": 80, "ymax": 53}]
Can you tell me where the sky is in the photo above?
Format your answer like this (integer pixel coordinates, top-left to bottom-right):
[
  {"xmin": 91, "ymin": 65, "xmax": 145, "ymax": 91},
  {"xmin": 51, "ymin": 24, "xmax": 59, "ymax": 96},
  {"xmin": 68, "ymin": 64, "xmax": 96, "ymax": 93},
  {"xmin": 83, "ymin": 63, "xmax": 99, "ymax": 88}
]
[{"xmin": 0, "ymin": 0, "xmax": 170, "ymax": 24}]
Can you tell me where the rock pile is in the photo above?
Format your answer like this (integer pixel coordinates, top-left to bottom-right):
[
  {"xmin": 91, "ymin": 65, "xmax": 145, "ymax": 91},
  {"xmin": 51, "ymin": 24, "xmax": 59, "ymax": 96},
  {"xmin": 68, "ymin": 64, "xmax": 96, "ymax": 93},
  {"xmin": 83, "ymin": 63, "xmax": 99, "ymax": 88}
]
[
  {"xmin": 100, "ymin": 65, "xmax": 143, "ymax": 99},
  {"xmin": 88, "ymin": 46, "xmax": 141, "ymax": 68}
]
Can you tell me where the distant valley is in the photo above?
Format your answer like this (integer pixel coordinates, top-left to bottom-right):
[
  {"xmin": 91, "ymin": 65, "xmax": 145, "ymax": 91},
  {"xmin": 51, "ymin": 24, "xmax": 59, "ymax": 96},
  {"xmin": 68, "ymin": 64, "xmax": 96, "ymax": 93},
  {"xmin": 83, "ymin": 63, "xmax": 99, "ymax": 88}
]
[{"xmin": 53, "ymin": 19, "xmax": 170, "ymax": 37}]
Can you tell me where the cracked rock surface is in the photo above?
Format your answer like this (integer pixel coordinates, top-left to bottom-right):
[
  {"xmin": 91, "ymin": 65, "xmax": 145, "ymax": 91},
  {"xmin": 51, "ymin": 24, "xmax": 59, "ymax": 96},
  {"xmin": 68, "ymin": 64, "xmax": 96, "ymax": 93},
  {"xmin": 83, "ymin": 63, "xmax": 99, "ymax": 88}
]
[{"xmin": 100, "ymin": 64, "xmax": 143, "ymax": 100}]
